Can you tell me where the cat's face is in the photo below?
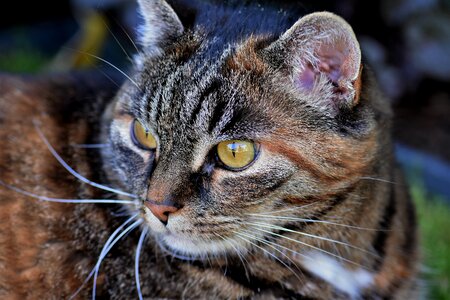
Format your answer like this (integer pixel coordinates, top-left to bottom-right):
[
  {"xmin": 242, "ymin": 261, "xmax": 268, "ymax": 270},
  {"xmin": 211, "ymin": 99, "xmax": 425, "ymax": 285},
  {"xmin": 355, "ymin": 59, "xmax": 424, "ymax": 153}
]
[{"xmin": 105, "ymin": 1, "xmax": 377, "ymax": 258}]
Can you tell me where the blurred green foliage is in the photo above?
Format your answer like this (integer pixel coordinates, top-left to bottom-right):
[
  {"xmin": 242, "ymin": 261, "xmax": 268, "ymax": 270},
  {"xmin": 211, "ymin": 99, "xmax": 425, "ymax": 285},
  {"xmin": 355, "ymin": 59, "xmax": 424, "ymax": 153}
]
[
  {"xmin": 0, "ymin": 30, "xmax": 50, "ymax": 73},
  {"xmin": 0, "ymin": 48, "xmax": 48, "ymax": 73},
  {"xmin": 411, "ymin": 181, "xmax": 450, "ymax": 299}
]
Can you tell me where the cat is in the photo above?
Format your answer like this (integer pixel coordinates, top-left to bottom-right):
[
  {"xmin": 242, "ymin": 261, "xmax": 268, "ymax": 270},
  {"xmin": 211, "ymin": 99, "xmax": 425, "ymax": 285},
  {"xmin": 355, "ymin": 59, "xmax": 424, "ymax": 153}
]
[{"xmin": 0, "ymin": 0, "xmax": 420, "ymax": 299}]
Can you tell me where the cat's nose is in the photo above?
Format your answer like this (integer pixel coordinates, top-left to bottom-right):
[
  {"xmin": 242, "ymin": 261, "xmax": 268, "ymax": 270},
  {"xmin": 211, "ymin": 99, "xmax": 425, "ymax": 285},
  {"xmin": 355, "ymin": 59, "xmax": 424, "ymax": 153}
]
[{"xmin": 144, "ymin": 200, "xmax": 180, "ymax": 224}]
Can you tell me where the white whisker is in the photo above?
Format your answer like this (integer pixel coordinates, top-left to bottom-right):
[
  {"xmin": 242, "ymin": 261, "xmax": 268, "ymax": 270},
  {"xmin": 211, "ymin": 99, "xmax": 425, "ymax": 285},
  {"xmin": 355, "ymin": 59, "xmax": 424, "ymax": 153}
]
[
  {"xmin": 33, "ymin": 121, "xmax": 138, "ymax": 199},
  {"xmin": 111, "ymin": 208, "xmax": 136, "ymax": 217},
  {"xmin": 234, "ymin": 233, "xmax": 302, "ymax": 282},
  {"xmin": 204, "ymin": 249, "xmax": 214, "ymax": 268},
  {"xmin": 250, "ymin": 226, "xmax": 365, "ymax": 269},
  {"xmin": 222, "ymin": 243, "xmax": 229, "ymax": 276},
  {"xmin": 70, "ymin": 214, "xmax": 139, "ymax": 300},
  {"xmin": 253, "ymin": 203, "xmax": 318, "ymax": 215},
  {"xmin": 135, "ymin": 227, "xmax": 149, "ymax": 300},
  {"xmin": 95, "ymin": 65, "xmax": 123, "ymax": 89},
  {"xmin": 62, "ymin": 47, "xmax": 139, "ymax": 88},
  {"xmin": 92, "ymin": 218, "xmax": 143, "ymax": 299},
  {"xmin": 111, "ymin": 16, "xmax": 142, "ymax": 56},
  {"xmin": 238, "ymin": 230, "xmax": 303, "ymax": 274},
  {"xmin": 360, "ymin": 176, "xmax": 397, "ymax": 185},
  {"xmin": 240, "ymin": 229, "xmax": 312, "ymax": 262},
  {"xmin": 0, "ymin": 179, "xmax": 136, "ymax": 205},
  {"xmin": 101, "ymin": 17, "xmax": 133, "ymax": 62},
  {"xmin": 248, "ymin": 222, "xmax": 378, "ymax": 257},
  {"xmin": 215, "ymin": 234, "xmax": 250, "ymax": 279},
  {"xmin": 247, "ymin": 213, "xmax": 381, "ymax": 231}
]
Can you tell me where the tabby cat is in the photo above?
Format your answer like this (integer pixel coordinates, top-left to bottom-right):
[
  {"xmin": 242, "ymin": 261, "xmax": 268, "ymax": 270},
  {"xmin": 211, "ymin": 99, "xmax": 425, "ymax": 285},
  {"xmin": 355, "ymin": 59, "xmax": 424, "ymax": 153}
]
[{"xmin": 0, "ymin": 0, "xmax": 419, "ymax": 299}]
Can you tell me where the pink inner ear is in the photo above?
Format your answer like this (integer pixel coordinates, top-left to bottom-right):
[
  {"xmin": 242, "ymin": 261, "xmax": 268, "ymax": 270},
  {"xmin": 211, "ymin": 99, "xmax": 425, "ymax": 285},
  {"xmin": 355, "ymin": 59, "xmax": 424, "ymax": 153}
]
[
  {"xmin": 317, "ymin": 41, "xmax": 349, "ymax": 84},
  {"xmin": 298, "ymin": 64, "xmax": 316, "ymax": 90},
  {"xmin": 297, "ymin": 41, "xmax": 354, "ymax": 92}
]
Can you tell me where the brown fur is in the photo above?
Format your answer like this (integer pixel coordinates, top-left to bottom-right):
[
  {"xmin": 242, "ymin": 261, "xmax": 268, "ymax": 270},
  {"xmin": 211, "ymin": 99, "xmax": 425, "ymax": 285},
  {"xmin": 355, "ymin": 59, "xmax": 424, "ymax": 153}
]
[{"xmin": 0, "ymin": 74, "xmax": 119, "ymax": 298}]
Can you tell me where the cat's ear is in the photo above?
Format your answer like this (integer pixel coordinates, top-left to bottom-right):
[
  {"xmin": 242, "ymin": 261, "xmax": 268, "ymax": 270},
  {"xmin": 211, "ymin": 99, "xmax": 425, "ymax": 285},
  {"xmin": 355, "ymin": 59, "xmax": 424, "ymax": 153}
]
[
  {"xmin": 265, "ymin": 12, "xmax": 362, "ymax": 115},
  {"xmin": 137, "ymin": 0, "xmax": 184, "ymax": 55}
]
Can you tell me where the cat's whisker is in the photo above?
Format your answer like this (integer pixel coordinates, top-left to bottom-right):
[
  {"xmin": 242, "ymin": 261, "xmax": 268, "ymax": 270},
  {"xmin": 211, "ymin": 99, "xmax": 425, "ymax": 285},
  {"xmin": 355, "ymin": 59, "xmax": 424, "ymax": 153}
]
[
  {"xmin": 70, "ymin": 213, "xmax": 139, "ymax": 300},
  {"xmin": 111, "ymin": 15, "xmax": 142, "ymax": 57},
  {"xmin": 33, "ymin": 121, "xmax": 138, "ymax": 199},
  {"xmin": 111, "ymin": 207, "xmax": 137, "ymax": 217},
  {"xmin": 204, "ymin": 251, "xmax": 212, "ymax": 267},
  {"xmin": 233, "ymin": 232, "xmax": 303, "ymax": 283},
  {"xmin": 92, "ymin": 218, "xmax": 143, "ymax": 299},
  {"xmin": 240, "ymin": 229, "xmax": 312, "ymax": 262},
  {"xmin": 62, "ymin": 47, "xmax": 140, "ymax": 89},
  {"xmin": 247, "ymin": 221, "xmax": 379, "ymax": 257},
  {"xmin": 207, "ymin": 234, "xmax": 228, "ymax": 275},
  {"xmin": 249, "ymin": 225, "xmax": 366, "ymax": 269},
  {"xmin": 238, "ymin": 230, "xmax": 304, "ymax": 275},
  {"xmin": 215, "ymin": 233, "xmax": 250, "ymax": 280},
  {"xmin": 135, "ymin": 226, "xmax": 149, "ymax": 300},
  {"xmin": 359, "ymin": 176, "xmax": 398, "ymax": 185},
  {"xmin": 0, "ymin": 179, "xmax": 137, "ymax": 205},
  {"xmin": 100, "ymin": 16, "xmax": 134, "ymax": 63},
  {"xmin": 247, "ymin": 213, "xmax": 382, "ymax": 231},
  {"xmin": 223, "ymin": 244, "xmax": 229, "ymax": 276},
  {"xmin": 95, "ymin": 64, "xmax": 123, "ymax": 88},
  {"xmin": 70, "ymin": 143, "xmax": 110, "ymax": 149},
  {"xmin": 252, "ymin": 202, "xmax": 318, "ymax": 215}
]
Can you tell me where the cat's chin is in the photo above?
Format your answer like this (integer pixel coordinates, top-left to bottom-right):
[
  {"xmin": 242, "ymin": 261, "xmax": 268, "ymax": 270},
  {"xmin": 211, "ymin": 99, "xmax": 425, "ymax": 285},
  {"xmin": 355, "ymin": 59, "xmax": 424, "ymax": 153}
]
[{"xmin": 157, "ymin": 233, "xmax": 245, "ymax": 259}]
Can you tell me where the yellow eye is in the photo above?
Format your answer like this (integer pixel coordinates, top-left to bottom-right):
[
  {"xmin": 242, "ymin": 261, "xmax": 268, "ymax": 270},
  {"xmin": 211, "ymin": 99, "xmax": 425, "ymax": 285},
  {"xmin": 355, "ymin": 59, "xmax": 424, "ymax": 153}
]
[
  {"xmin": 216, "ymin": 140, "xmax": 258, "ymax": 170},
  {"xmin": 131, "ymin": 119, "xmax": 157, "ymax": 150}
]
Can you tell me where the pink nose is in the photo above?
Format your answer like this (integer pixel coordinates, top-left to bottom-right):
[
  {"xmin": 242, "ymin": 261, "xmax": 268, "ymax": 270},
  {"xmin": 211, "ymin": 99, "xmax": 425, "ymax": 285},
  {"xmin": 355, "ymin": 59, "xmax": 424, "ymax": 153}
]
[{"xmin": 144, "ymin": 201, "xmax": 179, "ymax": 224}]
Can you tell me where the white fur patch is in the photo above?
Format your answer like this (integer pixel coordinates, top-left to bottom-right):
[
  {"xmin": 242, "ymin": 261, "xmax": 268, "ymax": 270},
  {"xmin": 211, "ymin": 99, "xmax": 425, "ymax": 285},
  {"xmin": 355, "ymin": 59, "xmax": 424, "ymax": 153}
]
[{"xmin": 301, "ymin": 251, "xmax": 374, "ymax": 298}]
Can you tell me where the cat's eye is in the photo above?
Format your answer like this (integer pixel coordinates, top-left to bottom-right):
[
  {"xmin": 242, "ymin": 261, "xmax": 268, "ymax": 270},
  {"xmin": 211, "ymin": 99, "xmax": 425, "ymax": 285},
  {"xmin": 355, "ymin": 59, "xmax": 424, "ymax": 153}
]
[
  {"xmin": 131, "ymin": 119, "xmax": 157, "ymax": 150},
  {"xmin": 216, "ymin": 140, "xmax": 258, "ymax": 170}
]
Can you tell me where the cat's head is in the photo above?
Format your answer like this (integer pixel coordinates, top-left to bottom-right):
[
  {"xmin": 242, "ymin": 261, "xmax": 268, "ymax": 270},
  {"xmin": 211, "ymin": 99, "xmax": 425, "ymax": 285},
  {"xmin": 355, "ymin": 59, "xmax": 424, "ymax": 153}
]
[{"xmin": 105, "ymin": 0, "xmax": 381, "ymax": 258}]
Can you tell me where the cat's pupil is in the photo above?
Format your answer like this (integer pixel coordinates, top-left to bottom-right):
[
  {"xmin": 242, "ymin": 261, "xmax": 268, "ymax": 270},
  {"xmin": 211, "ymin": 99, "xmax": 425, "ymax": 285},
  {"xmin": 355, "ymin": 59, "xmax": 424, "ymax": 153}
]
[{"xmin": 230, "ymin": 142, "xmax": 237, "ymax": 157}]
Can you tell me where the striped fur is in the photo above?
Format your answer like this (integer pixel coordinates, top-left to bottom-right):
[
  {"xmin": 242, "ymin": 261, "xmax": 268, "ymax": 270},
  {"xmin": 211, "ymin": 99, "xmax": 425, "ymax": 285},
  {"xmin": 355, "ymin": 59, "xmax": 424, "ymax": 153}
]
[{"xmin": 0, "ymin": 0, "xmax": 419, "ymax": 299}]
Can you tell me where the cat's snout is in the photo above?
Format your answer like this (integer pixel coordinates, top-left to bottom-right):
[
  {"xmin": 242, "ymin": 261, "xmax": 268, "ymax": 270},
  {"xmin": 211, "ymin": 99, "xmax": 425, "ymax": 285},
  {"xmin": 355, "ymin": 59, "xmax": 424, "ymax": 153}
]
[
  {"xmin": 144, "ymin": 199, "xmax": 180, "ymax": 225},
  {"xmin": 145, "ymin": 180, "xmax": 185, "ymax": 225}
]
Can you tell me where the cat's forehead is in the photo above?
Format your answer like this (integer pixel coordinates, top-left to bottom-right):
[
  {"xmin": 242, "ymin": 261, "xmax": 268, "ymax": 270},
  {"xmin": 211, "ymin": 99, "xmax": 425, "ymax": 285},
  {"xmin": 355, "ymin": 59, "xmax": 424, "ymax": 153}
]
[{"xmin": 132, "ymin": 39, "xmax": 275, "ymax": 142}]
